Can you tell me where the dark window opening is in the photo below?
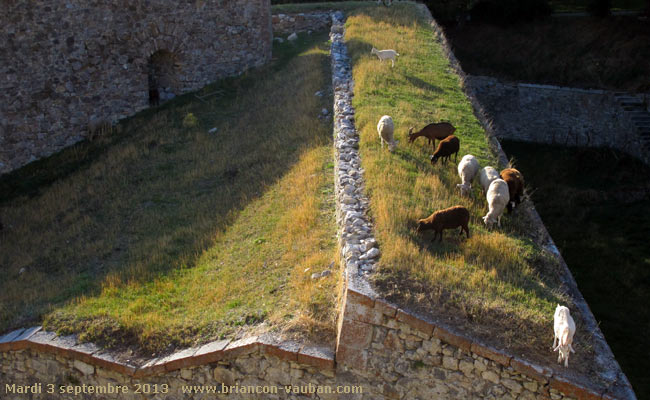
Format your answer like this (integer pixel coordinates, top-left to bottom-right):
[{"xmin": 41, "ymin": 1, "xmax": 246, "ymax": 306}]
[{"xmin": 148, "ymin": 50, "xmax": 180, "ymax": 106}]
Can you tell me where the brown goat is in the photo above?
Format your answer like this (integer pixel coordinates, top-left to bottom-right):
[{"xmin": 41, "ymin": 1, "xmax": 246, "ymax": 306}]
[
  {"xmin": 408, "ymin": 122, "xmax": 456, "ymax": 148},
  {"xmin": 430, "ymin": 135, "xmax": 460, "ymax": 165},
  {"xmin": 417, "ymin": 205, "xmax": 470, "ymax": 242},
  {"xmin": 500, "ymin": 168, "xmax": 524, "ymax": 213}
]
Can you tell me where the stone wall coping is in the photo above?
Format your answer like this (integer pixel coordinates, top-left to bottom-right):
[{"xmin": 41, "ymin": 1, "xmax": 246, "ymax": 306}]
[
  {"xmin": 0, "ymin": 326, "xmax": 335, "ymax": 377},
  {"xmin": 343, "ymin": 279, "xmax": 634, "ymax": 399},
  {"xmin": 471, "ymin": 75, "xmax": 650, "ymax": 98}
]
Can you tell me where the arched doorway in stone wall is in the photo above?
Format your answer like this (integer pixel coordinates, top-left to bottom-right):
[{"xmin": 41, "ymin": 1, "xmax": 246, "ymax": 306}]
[{"xmin": 148, "ymin": 50, "xmax": 180, "ymax": 106}]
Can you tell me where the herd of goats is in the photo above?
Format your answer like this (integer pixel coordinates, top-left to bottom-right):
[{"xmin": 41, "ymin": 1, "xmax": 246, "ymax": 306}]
[
  {"xmin": 369, "ymin": 43, "xmax": 578, "ymax": 368},
  {"xmin": 375, "ymin": 115, "xmax": 576, "ymax": 368},
  {"xmin": 376, "ymin": 115, "xmax": 525, "ymax": 240}
]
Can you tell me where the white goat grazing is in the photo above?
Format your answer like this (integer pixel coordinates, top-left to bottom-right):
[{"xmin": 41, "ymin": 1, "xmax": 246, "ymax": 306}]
[
  {"xmin": 483, "ymin": 179, "xmax": 510, "ymax": 228},
  {"xmin": 456, "ymin": 155, "xmax": 481, "ymax": 197},
  {"xmin": 479, "ymin": 166, "xmax": 500, "ymax": 194},
  {"xmin": 377, "ymin": 115, "xmax": 398, "ymax": 152},
  {"xmin": 371, "ymin": 47, "xmax": 399, "ymax": 67},
  {"xmin": 553, "ymin": 305, "xmax": 576, "ymax": 367}
]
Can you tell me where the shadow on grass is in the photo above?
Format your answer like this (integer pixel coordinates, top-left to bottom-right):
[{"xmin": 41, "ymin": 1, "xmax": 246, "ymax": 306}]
[
  {"xmin": 404, "ymin": 74, "xmax": 444, "ymax": 94},
  {"xmin": 0, "ymin": 32, "xmax": 333, "ymax": 337}
]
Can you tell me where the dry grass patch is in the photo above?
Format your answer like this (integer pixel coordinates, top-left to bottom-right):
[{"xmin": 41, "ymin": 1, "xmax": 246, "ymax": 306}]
[
  {"xmin": 0, "ymin": 33, "xmax": 338, "ymax": 353},
  {"xmin": 345, "ymin": 3, "xmax": 580, "ymax": 361}
]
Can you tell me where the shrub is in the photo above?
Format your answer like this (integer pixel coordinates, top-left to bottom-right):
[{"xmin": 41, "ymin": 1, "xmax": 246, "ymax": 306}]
[
  {"xmin": 424, "ymin": 0, "xmax": 472, "ymax": 25},
  {"xmin": 587, "ymin": 0, "xmax": 612, "ymax": 16},
  {"xmin": 182, "ymin": 113, "xmax": 198, "ymax": 128},
  {"xmin": 469, "ymin": 0, "xmax": 552, "ymax": 25}
]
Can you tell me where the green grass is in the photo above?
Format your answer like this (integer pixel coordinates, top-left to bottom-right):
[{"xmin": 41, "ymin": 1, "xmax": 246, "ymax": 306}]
[
  {"xmin": 501, "ymin": 140, "xmax": 650, "ymax": 398},
  {"xmin": 345, "ymin": 3, "xmax": 577, "ymax": 358},
  {"xmin": 0, "ymin": 32, "xmax": 338, "ymax": 353},
  {"xmin": 446, "ymin": 15, "xmax": 650, "ymax": 92}
]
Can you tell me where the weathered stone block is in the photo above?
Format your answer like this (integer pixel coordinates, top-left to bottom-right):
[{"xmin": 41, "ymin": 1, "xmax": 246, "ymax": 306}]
[
  {"xmin": 338, "ymin": 319, "xmax": 373, "ymax": 350},
  {"xmin": 549, "ymin": 375, "xmax": 602, "ymax": 400},
  {"xmin": 470, "ymin": 342, "xmax": 511, "ymax": 366},
  {"xmin": 523, "ymin": 380, "xmax": 538, "ymax": 393},
  {"xmin": 502, "ymin": 377, "xmax": 523, "ymax": 394},
  {"xmin": 482, "ymin": 370, "xmax": 500, "ymax": 384},
  {"xmin": 442, "ymin": 356, "xmax": 459, "ymax": 371},
  {"xmin": 213, "ymin": 366, "xmax": 236, "ymax": 386},
  {"xmin": 433, "ymin": 326, "xmax": 472, "ymax": 353},
  {"xmin": 73, "ymin": 359, "xmax": 95, "ymax": 375},
  {"xmin": 180, "ymin": 368, "xmax": 192, "ymax": 380},
  {"xmin": 396, "ymin": 310, "xmax": 434, "ymax": 337},
  {"xmin": 458, "ymin": 359, "xmax": 474, "ymax": 376}
]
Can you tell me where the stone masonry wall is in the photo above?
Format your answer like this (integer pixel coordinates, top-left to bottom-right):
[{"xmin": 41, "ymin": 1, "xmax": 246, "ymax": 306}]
[
  {"xmin": 0, "ymin": 0, "xmax": 272, "ymax": 175},
  {"xmin": 465, "ymin": 76, "xmax": 645, "ymax": 162},
  {"xmin": 272, "ymin": 12, "xmax": 332, "ymax": 35},
  {"xmin": 1, "ymin": 331, "xmax": 340, "ymax": 400}
]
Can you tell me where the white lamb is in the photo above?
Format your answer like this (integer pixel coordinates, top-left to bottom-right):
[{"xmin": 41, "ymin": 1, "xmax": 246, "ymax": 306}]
[
  {"xmin": 371, "ymin": 47, "xmax": 399, "ymax": 67},
  {"xmin": 377, "ymin": 115, "xmax": 398, "ymax": 152},
  {"xmin": 456, "ymin": 155, "xmax": 481, "ymax": 197},
  {"xmin": 482, "ymin": 179, "xmax": 509, "ymax": 228},
  {"xmin": 479, "ymin": 166, "xmax": 500, "ymax": 194},
  {"xmin": 553, "ymin": 305, "xmax": 576, "ymax": 367}
]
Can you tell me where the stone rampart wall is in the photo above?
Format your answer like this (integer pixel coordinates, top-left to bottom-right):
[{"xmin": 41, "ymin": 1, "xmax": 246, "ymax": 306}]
[
  {"xmin": 465, "ymin": 76, "xmax": 645, "ymax": 161},
  {"xmin": 272, "ymin": 12, "xmax": 332, "ymax": 35},
  {"xmin": 0, "ymin": 0, "xmax": 272, "ymax": 175}
]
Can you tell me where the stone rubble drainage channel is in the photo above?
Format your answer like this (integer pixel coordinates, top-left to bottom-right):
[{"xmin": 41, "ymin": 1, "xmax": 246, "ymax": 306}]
[{"xmin": 330, "ymin": 11, "xmax": 380, "ymax": 279}]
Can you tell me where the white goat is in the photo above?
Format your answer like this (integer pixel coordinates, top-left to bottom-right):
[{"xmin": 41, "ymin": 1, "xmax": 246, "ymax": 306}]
[
  {"xmin": 553, "ymin": 305, "xmax": 576, "ymax": 367},
  {"xmin": 456, "ymin": 155, "xmax": 481, "ymax": 197},
  {"xmin": 371, "ymin": 47, "xmax": 399, "ymax": 67},
  {"xmin": 479, "ymin": 166, "xmax": 500, "ymax": 194},
  {"xmin": 482, "ymin": 179, "xmax": 509, "ymax": 228},
  {"xmin": 377, "ymin": 115, "xmax": 397, "ymax": 152}
]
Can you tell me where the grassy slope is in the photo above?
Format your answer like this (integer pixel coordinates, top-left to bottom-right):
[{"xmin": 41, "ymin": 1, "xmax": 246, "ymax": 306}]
[
  {"xmin": 501, "ymin": 141, "xmax": 650, "ymax": 398},
  {"xmin": 345, "ymin": 3, "xmax": 579, "ymax": 358},
  {"xmin": 446, "ymin": 15, "xmax": 650, "ymax": 92},
  {"xmin": 0, "ymin": 33, "xmax": 337, "ymax": 353}
]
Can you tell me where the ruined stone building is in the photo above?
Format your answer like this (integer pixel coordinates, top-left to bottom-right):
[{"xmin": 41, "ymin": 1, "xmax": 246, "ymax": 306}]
[{"xmin": 1, "ymin": 0, "xmax": 272, "ymax": 175}]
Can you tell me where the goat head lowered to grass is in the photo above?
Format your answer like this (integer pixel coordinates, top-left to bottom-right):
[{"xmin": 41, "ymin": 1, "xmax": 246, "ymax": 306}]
[
  {"xmin": 408, "ymin": 122, "xmax": 455, "ymax": 148},
  {"xmin": 416, "ymin": 205, "xmax": 470, "ymax": 242}
]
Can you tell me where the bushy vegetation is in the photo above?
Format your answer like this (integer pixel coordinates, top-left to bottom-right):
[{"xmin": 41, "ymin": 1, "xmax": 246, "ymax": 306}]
[
  {"xmin": 587, "ymin": 0, "xmax": 612, "ymax": 15},
  {"xmin": 550, "ymin": 0, "xmax": 644, "ymax": 12},
  {"xmin": 446, "ymin": 15, "xmax": 650, "ymax": 92},
  {"xmin": 423, "ymin": 0, "xmax": 471, "ymax": 24},
  {"xmin": 469, "ymin": 0, "xmax": 552, "ymax": 25}
]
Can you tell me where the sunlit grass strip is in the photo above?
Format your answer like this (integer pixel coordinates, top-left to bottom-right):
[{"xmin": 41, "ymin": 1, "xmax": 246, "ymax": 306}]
[
  {"xmin": 345, "ymin": 3, "xmax": 568, "ymax": 337},
  {"xmin": 1, "ymin": 33, "xmax": 337, "ymax": 351},
  {"xmin": 49, "ymin": 145, "xmax": 338, "ymax": 351}
]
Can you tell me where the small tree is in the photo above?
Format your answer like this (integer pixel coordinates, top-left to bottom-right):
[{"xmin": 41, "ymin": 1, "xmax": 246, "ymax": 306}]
[{"xmin": 587, "ymin": 0, "xmax": 611, "ymax": 17}]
